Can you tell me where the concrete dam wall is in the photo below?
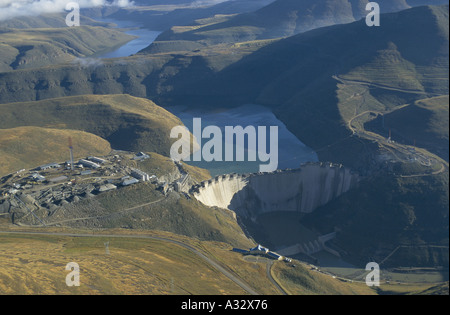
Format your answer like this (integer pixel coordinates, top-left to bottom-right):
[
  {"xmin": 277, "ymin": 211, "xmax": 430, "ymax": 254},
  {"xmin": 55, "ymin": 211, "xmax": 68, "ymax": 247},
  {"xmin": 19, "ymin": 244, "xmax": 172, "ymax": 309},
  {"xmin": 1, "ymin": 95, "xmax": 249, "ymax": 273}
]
[{"xmin": 192, "ymin": 163, "xmax": 359, "ymax": 219}]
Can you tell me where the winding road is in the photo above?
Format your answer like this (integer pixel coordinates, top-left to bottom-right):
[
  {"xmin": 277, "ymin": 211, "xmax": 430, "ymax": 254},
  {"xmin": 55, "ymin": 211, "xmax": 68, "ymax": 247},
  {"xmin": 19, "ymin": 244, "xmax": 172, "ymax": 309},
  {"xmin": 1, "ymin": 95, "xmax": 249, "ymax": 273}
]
[
  {"xmin": 0, "ymin": 229, "xmax": 260, "ymax": 295},
  {"xmin": 336, "ymin": 75, "xmax": 448, "ymax": 177}
]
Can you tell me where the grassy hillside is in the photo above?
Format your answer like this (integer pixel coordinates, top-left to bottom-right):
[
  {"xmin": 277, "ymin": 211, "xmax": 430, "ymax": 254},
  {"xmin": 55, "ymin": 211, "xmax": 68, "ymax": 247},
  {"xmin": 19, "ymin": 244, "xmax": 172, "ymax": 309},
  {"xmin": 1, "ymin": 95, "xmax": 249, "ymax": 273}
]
[
  {"xmin": 302, "ymin": 168, "xmax": 449, "ymax": 267},
  {"xmin": 20, "ymin": 181, "xmax": 251, "ymax": 248},
  {"xmin": 271, "ymin": 261, "xmax": 376, "ymax": 295},
  {"xmin": 366, "ymin": 95, "xmax": 449, "ymax": 161},
  {"xmin": 0, "ymin": 229, "xmax": 392, "ymax": 295},
  {"xmin": 0, "ymin": 13, "xmax": 112, "ymax": 29},
  {"xmin": 0, "ymin": 94, "xmax": 188, "ymax": 157},
  {"xmin": 0, "ymin": 26, "xmax": 135, "ymax": 72},
  {"xmin": 0, "ymin": 126, "xmax": 111, "ymax": 177},
  {"xmin": 0, "ymin": 231, "xmax": 249, "ymax": 295}
]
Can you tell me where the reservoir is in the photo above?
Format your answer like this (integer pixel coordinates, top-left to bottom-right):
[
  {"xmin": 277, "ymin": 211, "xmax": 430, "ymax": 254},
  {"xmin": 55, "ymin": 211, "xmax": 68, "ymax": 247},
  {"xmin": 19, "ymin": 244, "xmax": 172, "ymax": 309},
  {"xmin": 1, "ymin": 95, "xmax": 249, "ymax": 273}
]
[
  {"xmin": 94, "ymin": 19, "xmax": 161, "ymax": 58},
  {"xmin": 89, "ymin": 18, "xmax": 318, "ymax": 176},
  {"xmin": 167, "ymin": 104, "xmax": 319, "ymax": 176}
]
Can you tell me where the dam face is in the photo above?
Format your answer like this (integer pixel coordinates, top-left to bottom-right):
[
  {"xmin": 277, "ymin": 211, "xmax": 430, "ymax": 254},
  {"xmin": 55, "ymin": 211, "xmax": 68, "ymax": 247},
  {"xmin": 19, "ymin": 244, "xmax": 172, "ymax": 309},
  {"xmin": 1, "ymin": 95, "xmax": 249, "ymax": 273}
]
[{"xmin": 192, "ymin": 163, "xmax": 359, "ymax": 219}]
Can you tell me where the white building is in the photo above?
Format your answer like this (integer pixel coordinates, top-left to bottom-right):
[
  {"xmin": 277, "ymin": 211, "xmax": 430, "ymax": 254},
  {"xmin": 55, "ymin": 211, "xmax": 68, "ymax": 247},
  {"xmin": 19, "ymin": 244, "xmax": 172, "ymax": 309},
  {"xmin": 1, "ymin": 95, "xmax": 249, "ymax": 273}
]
[
  {"xmin": 122, "ymin": 178, "xmax": 139, "ymax": 186},
  {"xmin": 88, "ymin": 156, "xmax": 107, "ymax": 164},
  {"xmin": 39, "ymin": 163, "xmax": 60, "ymax": 170},
  {"xmin": 79, "ymin": 159, "xmax": 101, "ymax": 169},
  {"xmin": 131, "ymin": 168, "xmax": 150, "ymax": 182}
]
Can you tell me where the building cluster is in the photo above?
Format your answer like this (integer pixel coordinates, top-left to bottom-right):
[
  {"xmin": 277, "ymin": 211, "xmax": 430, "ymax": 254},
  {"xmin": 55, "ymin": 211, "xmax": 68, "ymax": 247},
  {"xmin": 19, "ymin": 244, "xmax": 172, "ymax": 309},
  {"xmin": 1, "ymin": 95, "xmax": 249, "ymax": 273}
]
[
  {"xmin": 174, "ymin": 174, "xmax": 190, "ymax": 193},
  {"xmin": 0, "ymin": 150, "xmax": 199, "ymax": 226},
  {"xmin": 133, "ymin": 152, "xmax": 150, "ymax": 161},
  {"xmin": 0, "ymin": 152, "xmax": 163, "ymax": 215},
  {"xmin": 232, "ymin": 244, "xmax": 292, "ymax": 263}
]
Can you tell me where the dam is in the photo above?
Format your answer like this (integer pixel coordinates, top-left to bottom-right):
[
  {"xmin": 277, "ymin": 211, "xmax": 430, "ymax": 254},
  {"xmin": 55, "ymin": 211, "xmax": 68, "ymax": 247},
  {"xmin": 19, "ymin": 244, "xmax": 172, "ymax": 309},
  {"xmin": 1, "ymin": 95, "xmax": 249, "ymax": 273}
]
[{"xmin": 192, "ymin": 162, "xmax": 360, "ymax": 219}]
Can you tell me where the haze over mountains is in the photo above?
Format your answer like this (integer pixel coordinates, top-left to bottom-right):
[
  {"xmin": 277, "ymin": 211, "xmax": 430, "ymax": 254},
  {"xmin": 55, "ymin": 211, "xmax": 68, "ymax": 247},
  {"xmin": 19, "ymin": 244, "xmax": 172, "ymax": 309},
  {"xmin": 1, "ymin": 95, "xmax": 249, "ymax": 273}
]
[
  {"xmin": 85, "ymin": 0, "xmax": 275, "ymax": 31},
  {"xmin": 150, "ymin": 0, "xmax": 450, "ymax": 47}
]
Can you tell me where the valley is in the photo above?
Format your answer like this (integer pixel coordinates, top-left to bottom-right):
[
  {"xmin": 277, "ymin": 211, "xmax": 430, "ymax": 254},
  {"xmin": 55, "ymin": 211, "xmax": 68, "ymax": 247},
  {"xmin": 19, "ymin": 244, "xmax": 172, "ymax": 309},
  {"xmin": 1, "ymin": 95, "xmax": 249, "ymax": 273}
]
[
  {"xmin": 0, "ymin": 15, "xmax": 136, "ymax": 72},
  {"xmin": 168, "ymin": 104, "xmax": 319, "ymax": 176},
  {"xmin": 90, "ymin": 18, "xmax": 161, "ymax": 59}
]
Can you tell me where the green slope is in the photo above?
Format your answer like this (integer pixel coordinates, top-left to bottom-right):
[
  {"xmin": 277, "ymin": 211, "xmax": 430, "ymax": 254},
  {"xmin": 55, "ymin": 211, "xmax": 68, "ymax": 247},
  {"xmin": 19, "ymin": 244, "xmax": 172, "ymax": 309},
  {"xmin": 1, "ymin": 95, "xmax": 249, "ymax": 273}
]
[
  {"xmin": 0, "ymin": 13, "xmax": 112, "ymax": 29},
  {"xmin": 366, "ymin": 95, "xmax": 449, "ymax": 161},
  {"xmin": 0, "ymin": 231, "xmax": 384, "ymax": 295},
  {"xmin": 0, "ymin": 94, "xmax": 188, "ymax": 157},
  {"xmin": 0, "ymin": 126, "xmax": 111, "ymax": 177},
  {"xmin": 0, "ymin": 25, "xmax": 135, "ymax": 72}
]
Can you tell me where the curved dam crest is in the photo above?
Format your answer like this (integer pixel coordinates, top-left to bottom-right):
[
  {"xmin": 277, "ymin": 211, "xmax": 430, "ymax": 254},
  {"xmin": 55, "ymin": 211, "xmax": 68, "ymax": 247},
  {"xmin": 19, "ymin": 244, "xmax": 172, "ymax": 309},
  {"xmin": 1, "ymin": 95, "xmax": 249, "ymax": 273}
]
[{"xmin": 192, "ymin": 162, "xmax": 360, "ymax": 219}]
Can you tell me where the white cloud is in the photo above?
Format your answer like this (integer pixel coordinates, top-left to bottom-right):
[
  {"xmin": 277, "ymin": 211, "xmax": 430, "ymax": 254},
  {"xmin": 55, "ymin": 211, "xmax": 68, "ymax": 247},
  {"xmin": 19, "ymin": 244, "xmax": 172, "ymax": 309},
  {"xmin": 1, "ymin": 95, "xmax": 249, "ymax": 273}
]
[
  {"xmin": 190, "ymin": 0, "xmax": 231, "ymax": 8},
  {"xmin": 72, "ymin": 57, "xmax": 104, "ymax": 68},
  {"xmin": 0, "ymin": 0, "xmax": 135, "ymax": 21}
]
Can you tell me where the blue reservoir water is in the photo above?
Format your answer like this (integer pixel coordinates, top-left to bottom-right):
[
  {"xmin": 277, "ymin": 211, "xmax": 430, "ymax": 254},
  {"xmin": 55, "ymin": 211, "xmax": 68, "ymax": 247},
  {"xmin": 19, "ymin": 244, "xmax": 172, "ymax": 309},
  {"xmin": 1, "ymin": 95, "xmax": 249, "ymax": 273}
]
[
  {"xmin": 94, "ymin": 19, "xmax": 161, "ymax": 58},
  {"xmin": 167, "ymin": 104, "xmax": 319, "ymax": 177},
  {"xmin": 88, "ymin": 20, "xmax": 318, "ymax": 176}
]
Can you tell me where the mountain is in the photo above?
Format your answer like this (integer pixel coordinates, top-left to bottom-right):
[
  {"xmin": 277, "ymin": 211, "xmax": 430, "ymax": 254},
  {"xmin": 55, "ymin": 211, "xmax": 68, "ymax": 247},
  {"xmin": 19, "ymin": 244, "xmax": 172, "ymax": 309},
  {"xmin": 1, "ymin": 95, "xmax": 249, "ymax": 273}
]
[
  {"xmin": 148, "ymin": 0, "xmax": 449, "ymax": 49},
  {"xmin": 0, "ymin": 6, "xmax": 447, "ymax": 169},
  {"xmin": 0, "ymin": 94, "xmax": 191, "ymax": 159},
  {"xmin": 95, "ymin": 0, "xmax": 274, "ymax": 32},
  {"xmin": 0, "ymin": 3, "xmax": 448, "ymax": 294},
  {"xmin": 0, "ymin": 13, "xmax": 113, "ymax": 29},
  {"xmin": 302, "ymin": 165, "xmax": 449, "ymax": 268},
  {"xmin": 152, "ymin": 5, "xmax": 448, "ymax": 166},
  {"xmin": 0, "ymin": 126, "xmax": 111, "ymax": 177},
  {"xmin": 366, "ymin": 95, "xmax": 449, "ymax": 161},
  {"xmin": 146, "ymin": 5, "xmax": 449, "ymax": 265},
  {"xmin": 0, "ymin": 25, "xmax": 135, "ymax": 72}
]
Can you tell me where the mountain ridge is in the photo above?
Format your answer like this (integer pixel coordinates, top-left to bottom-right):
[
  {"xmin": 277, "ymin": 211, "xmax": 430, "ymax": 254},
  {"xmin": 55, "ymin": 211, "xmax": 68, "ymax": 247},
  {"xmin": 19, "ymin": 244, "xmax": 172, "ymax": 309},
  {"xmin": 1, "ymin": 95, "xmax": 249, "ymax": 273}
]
[{"xmin": 145, "ymin": 0, "xmax": 449, "ymax": 50}]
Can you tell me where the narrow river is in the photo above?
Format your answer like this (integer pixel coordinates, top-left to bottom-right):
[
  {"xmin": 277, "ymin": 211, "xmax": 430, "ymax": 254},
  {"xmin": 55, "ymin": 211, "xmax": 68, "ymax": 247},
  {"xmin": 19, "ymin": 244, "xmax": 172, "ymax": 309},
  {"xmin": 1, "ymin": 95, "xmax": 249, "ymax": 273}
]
[{"xmin": 93, "ymin": 18, "xmax": 161, "ymax": 58}]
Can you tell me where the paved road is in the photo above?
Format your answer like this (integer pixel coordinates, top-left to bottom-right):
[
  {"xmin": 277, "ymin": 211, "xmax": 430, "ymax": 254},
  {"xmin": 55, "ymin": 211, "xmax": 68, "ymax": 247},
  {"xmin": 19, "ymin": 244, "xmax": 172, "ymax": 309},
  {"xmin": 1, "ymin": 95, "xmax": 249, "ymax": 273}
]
[
  {"xmin": 341, "ymin": 81, "xmax": 448, "ymax": 177},
  {"xmin": 266, "ymin": 261, "xmax": 288, "ymax": 295},
  {"xmin": 243, "ymin": 255, "xmax": 288, "ymax": 295},
  {"xmin": 333, "ymin": 75, "xmax": 437, "ymax": 96},
  {"xmin": 0, "ymin": 230, "xmax": 260, "ymax": 295}
]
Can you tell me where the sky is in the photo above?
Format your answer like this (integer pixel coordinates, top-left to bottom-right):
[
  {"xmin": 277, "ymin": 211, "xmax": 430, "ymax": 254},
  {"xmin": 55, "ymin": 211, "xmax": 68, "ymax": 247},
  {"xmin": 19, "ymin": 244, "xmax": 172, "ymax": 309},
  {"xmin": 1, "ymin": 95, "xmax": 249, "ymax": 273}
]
[{"xmin": 0, "ymin": 0, "xmax": 135, "ymax": 21}]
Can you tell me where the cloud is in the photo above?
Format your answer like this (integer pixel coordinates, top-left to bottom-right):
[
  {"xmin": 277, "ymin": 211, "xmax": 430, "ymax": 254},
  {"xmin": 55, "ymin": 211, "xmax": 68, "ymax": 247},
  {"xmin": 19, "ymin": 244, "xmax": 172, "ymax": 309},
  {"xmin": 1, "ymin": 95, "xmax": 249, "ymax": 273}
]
[
  {"xmin": 190, "ymin": 0, "xmax": 231, "ymax": 8},
  {"xmin": 72, "ymin": 57, "xmax": 104, "ymax": 68},
  {"xmin": 0, "ymin": 0, "xmax": 135, "ymax": 21}
]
